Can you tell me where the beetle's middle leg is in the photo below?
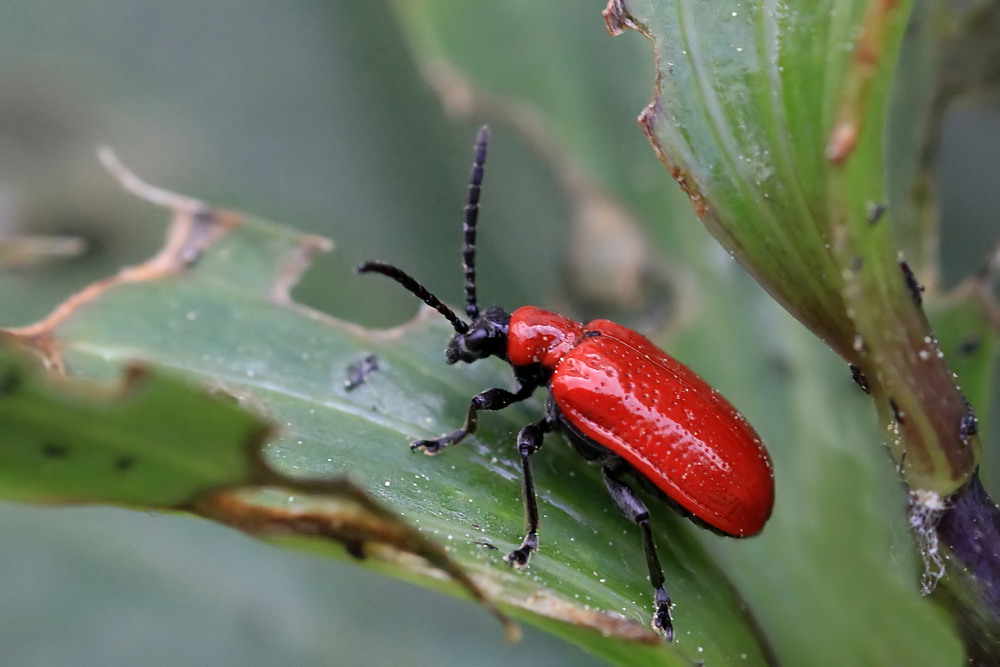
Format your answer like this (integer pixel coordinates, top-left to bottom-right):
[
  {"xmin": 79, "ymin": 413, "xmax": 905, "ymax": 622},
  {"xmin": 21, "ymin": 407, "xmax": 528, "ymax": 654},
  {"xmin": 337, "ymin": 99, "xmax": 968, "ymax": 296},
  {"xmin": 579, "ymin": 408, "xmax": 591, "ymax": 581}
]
[{"xmin": 504, "ymin": 405, "xmax": 558, "ymax": 567}]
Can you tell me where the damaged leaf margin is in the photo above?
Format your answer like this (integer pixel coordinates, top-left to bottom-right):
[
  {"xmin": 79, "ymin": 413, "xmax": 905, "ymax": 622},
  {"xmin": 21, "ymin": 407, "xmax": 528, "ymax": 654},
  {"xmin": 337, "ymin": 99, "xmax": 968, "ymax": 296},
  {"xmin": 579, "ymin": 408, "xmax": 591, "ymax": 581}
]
[
  {"xmin": 0, "ymin": 153, "xmax": 521, "ymax": 642},
  {"xmin": 1, "ymin": 149, "xmax": 761, "ymax": 648},
  {"xmin": 6, "ymin": 148, "xmax": 334, "ymax": 371},
  {"xmin": 603, "ymin": 0, "xmax": 1000, "ymax": 657},
  {"xmin": 601, "ymin": 0, "xmax": 982, "ymax": 495}
]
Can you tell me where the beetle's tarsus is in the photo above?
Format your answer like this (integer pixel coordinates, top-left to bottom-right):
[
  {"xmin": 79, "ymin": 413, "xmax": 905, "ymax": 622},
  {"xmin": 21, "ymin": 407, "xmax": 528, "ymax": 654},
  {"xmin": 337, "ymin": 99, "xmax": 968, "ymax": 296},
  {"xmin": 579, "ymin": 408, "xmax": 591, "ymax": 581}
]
[
  {"xmin": 653, "ymin": 588, "xmax": 674, "ymax": 641},
  {"xmin": 410, "ymin": 439, "xmax": 443, "ymax": 455},
  {"xmin": 504, "ymin": 532, "xmax": 537, "ymax": 567},
  {"xmin": 411, "ymin": 427, "xmax": 469, "ymax": 454},
  {"xmin": 653, "ymin": 610, "xmax": 674, "ymax": 641}
]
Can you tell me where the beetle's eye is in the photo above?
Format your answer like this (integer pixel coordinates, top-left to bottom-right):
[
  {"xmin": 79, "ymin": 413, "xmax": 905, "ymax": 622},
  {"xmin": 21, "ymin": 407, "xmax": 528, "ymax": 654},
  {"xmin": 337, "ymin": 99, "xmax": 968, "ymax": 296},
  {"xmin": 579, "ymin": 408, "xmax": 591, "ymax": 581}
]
[
  {"xmin": 465, "ymin": 328, "xmax": 490, "ymax": 351},
  {"xmin": 446, "ymin": 328, "xmax": 489, "ymax": 364},
  {"xmin": 446, "ymin": 316, "xmax": 507, "ymax": 364}
]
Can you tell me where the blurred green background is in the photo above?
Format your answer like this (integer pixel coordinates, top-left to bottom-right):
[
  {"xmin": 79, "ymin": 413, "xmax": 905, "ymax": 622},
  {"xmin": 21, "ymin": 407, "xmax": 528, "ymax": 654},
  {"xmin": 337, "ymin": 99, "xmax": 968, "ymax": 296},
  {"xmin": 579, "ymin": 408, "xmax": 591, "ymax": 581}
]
[{"xmin": 0, "ymin": 2, "xmax": 996, "ymax": 665}]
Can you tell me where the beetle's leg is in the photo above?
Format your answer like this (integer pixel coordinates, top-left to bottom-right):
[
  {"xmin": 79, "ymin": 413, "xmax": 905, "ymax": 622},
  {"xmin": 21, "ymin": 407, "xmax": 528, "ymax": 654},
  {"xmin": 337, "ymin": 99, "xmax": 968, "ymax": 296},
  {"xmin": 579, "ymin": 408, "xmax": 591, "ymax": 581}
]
[
  {"xmin": 602, "ymin": 465, "xmax": 674, "ymax": 641},
  {"xmin": 412, "ymin": 383, "xmax": 536, "ymax": 454},
  {"xmin": 504, "ymin": 412, "xmax": 557, "ymax": 567}
]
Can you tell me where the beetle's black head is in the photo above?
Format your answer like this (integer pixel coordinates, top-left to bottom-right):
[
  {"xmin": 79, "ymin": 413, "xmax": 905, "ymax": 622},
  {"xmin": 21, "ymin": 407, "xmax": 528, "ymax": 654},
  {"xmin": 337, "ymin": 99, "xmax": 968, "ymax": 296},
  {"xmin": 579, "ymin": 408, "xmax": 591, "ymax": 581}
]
[{"xmin": 446, "ymin": 306, "xmax": 509, "ymax": 364}]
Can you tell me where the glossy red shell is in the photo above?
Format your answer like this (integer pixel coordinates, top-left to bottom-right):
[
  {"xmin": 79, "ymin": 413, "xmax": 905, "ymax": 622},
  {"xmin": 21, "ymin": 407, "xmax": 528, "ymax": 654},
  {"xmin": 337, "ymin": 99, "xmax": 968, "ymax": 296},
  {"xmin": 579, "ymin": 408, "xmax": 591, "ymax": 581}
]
[{"xmin": 507, "ymin": 306, "xmax": 774, "ymax": 536}]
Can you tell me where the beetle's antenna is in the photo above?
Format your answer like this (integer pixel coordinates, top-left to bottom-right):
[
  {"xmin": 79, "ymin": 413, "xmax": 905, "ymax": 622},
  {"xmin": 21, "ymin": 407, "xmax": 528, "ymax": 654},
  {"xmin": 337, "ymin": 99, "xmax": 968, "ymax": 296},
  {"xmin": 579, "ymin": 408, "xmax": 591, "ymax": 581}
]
[
  {"xmin": 462, "ymin": 126, "xmax": 489, "ymax": 321},
  {"xmin": 358, "ymin": 261, "xmax": 469, "ymax": 334}
]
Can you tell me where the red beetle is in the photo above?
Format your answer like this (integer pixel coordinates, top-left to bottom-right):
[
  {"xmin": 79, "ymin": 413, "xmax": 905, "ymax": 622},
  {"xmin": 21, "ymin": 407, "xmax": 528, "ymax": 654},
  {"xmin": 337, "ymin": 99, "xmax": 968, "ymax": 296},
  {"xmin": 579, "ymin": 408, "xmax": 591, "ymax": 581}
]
[{"xmin": 359, "ymin": 127, "xmax": 774, "ymax": 640}]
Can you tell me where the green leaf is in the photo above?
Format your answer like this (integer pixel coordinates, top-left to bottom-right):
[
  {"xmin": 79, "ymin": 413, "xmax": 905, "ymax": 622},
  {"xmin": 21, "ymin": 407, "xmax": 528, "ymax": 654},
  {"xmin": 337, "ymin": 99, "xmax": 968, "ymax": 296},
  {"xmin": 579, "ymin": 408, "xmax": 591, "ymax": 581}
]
[
  {"xmin": 390, "ymin": 0, "xmax": 972, "ymax": 663},
  {"xmin": 608, "ymin": 0, "xmax": 983, "ymax": 497},
  {"xmin": 0, "ymin": 344, "xmax": 267, "ymax": 505},
  {"xmin": 600, "ymin": 0, "xmax": 997, "ymax": 658},
  {"xmin": 1, "ymin": 1, "xmax": 991, "ymax": 663},
  {"xmin": 1, "ymin": 167, "xmax": 775, "ymax": 663}
]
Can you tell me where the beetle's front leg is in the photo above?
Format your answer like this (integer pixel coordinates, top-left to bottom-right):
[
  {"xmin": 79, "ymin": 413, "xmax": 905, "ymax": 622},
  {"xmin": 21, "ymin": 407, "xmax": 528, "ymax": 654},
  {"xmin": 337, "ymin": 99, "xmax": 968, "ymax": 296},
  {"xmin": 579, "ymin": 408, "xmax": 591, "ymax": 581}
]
[{"xmin": 412, "ymin": 383, "xmax": 535, "ymax": 454}]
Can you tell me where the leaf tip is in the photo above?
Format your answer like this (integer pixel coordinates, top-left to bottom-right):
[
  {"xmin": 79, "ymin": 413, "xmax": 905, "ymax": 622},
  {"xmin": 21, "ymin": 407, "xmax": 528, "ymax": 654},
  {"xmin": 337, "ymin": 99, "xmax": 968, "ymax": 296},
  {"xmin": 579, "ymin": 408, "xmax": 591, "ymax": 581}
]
[
  {"xmin": 602, "ymin": 0, "xmax": 645, "ymax": 38},
  {"xmin": 98, "ymin": 145, "xmax": 203, "ymax": 213}
]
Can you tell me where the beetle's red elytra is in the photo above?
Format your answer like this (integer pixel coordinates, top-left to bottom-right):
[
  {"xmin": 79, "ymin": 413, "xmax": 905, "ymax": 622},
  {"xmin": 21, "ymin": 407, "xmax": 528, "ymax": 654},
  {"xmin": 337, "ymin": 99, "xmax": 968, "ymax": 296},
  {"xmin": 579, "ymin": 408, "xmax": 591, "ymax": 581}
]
[
  {"xmin": 359, "ymin": 127, "xmax": 775, "ymax": 640},
  {"xmin": 512, "ymin": 306, "xmax": 773, "ymax": 536}
]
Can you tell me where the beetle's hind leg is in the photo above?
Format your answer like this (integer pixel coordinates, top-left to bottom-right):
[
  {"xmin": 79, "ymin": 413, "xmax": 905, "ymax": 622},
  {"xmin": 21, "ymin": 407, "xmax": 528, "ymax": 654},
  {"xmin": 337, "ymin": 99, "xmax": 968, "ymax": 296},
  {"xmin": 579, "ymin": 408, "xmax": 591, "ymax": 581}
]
[
  {"xmin": 504, "ymin": 410, "xmax": 558, "ymax": 567},
  {"xmin": 602, "ymin": 464, "xmax": 674, "ymax": 641}
]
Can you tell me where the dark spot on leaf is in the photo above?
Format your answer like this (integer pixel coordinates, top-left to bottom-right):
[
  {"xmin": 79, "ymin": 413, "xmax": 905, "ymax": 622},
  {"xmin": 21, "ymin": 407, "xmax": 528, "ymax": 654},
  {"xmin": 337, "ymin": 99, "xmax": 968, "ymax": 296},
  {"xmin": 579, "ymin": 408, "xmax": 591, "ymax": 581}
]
[
  {"xmin": 0, "ymin": 369, "xmax": 21, "ymax": 395},
  {"xmin": 958, "ymin": 334, "xmax": 981, "ymax": 357},
  {"xmin": 344, "ymin": 540, "xmax": 365, "ymax": 560},
  {"xmin": 42, "ymin": 442, "xmax": 69, "ymax": 459},
  {"xmin": 115, "ymin": 456, "xmax": 136, "ymax": 472},
  {"xmin": 960, "ymin": 403, "xmax": 979, "ymax": 441},
  {"xmin": 899, "ymin": 261, "xmax": 924, "ymax": 306},
  {"xmin": 766, "ymin": 353, "xmax": 793, "ymax": 378},
  {"xmin": 866, "ymin": 202, "xmax": 886, "ymax": 224},
  {"xmin": 850, "ymin": 256, "xmax": 863, "ymax": 273},
  {"xmin": 889, "ymin": 398, "xmax": 904, "ymax": 424},
  {"xmin": 474, "ymin": 540, "xmax": 499, "ymax": 551},
  {"xmin": 849, "ymin": 364, "xmax": 870, "ymax": 394},
  {"xmin": 344, "ymin": 354, "xmax": 379, "ymax": 392}
]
